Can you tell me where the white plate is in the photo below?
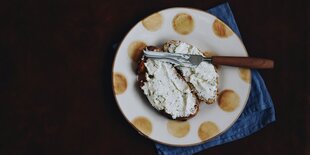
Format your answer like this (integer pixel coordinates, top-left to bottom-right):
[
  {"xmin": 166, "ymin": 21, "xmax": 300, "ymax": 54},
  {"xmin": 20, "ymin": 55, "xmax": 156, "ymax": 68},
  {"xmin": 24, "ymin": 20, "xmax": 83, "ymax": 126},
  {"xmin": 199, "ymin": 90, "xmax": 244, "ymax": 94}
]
[{"xmin": 112, "ymin": 7, "xmax": 251, "ymax": 146}]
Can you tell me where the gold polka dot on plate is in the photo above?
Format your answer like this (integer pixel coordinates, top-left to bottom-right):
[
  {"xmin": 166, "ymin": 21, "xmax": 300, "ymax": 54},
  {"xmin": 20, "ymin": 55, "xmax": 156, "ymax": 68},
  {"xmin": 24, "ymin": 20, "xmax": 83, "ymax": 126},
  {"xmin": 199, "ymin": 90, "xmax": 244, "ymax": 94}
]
[
  {"xmin": 128, "ymin": 41, "xmax": 147, "ymax": 62},
  {"xmin": 202, "ymin": 51, "xmax": 217, "ymax": 57},
  {"xmin": 142, "ymin": 13, "xmax": 163, "ymax": 32},
  {"xmin": 173, "ymin": 13, "xmax": 194, "ymax": 35},
  {"xmin": 132, "ymin": 116, "xmax": 152, "ymax": 136},
  {"xmin": 198, "ymin": 121, "xmax": 219, "ymax": 141},
  {"xmin": 239, "ymin": 68, "xmax": 251, "ymax": 83},
  {"xmin": 212, "ymin": 19, "xmax": 233, "ymax": 38},
  {"xmin": 167, "ymin": 120, "xmax": 190, "ymax": 138},
  {"xmin": 113, "ymin": 72, "xmax": 127, "ymax": 95},
  {"xmin": 218, "ymin": 89, "xmax": 240, "ymax": 112}
]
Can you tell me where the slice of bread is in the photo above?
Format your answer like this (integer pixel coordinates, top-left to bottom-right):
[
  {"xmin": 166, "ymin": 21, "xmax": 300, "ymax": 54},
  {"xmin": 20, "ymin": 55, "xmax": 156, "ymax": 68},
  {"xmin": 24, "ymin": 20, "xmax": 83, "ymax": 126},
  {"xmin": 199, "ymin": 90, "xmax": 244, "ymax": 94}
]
[
  {"xmin": 163, "ymin": 40, "xmax": 219, "ymax": 104},
  {"xmin": 137, "ymin": 46, "xmax": 199, "ymax": 120}
]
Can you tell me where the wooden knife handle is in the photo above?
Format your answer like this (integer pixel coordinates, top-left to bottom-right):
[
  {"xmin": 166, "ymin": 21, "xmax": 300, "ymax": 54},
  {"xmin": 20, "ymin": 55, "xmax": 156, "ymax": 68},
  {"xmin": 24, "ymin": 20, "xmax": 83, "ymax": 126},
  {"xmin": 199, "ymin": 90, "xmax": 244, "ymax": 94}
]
[{"xmin": 211, "ymin": 56, "xmax": 274, "ymax": 69}]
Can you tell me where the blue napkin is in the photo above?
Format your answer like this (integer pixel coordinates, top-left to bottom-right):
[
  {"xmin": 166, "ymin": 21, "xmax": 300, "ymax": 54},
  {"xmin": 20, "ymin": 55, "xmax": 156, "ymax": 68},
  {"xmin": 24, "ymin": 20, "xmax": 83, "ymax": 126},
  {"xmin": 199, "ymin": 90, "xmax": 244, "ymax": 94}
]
[{"xmin": 155, "ymin": 3, "xmax": 276, "ymax": 155}]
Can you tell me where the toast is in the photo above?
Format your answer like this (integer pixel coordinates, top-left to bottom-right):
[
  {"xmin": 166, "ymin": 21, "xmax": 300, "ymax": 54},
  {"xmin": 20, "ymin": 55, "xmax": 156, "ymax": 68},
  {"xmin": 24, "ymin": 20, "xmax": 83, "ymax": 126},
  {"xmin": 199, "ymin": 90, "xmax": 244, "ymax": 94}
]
[
  {"xmin": 163, "ymin": 40, "xmax": 219, "ymax": 104},
  {"xmin": 137, "ymin": 46, "xmax": 199, "ymax": 120}
]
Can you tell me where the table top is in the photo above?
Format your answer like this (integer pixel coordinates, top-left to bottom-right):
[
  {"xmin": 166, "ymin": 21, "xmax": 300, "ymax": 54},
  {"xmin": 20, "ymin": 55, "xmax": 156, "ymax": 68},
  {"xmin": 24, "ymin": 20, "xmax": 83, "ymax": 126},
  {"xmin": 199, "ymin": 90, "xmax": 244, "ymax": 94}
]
[{"xmin": 0, "ymin": 0, "xmax": 309, "ymax": 154}]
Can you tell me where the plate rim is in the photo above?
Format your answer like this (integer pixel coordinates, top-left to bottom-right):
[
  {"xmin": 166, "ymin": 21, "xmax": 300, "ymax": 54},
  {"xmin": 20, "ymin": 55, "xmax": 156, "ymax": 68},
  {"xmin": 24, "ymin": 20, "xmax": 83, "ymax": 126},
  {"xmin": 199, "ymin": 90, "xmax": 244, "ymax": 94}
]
[{"xmin": 111, "ymin": 7, "xmax": 252, "ymax": 147}]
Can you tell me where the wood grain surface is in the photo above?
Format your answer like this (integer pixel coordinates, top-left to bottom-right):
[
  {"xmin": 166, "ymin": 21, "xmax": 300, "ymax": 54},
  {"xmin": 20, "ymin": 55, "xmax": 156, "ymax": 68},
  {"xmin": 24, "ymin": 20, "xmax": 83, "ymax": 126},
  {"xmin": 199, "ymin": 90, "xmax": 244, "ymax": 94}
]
[{"xmin": 0, "ymin": 0, "xmax": 309, "ymax": 154}]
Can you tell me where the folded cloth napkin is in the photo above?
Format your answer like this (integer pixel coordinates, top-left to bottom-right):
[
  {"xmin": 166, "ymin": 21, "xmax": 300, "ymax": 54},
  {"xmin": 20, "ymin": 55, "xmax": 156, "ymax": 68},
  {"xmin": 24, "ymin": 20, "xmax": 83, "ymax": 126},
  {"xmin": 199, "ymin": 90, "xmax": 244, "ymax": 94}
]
[{"xmin": 155, "ymin": 3, "xmax": 276, "ymax": 155}]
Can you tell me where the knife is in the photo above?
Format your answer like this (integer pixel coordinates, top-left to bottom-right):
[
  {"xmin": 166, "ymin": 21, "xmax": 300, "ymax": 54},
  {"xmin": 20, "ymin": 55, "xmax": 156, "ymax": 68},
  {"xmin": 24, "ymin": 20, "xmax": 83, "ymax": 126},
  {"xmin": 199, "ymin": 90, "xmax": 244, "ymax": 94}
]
[{"xmin": 143, "ymin": 50, "xmax": 274, "ymax": 69}]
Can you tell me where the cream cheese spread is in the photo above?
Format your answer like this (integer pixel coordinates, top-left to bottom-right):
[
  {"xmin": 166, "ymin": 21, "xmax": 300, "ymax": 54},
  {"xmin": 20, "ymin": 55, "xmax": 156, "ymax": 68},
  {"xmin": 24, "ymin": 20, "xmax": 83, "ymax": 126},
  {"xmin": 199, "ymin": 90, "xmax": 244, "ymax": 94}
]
[
  {"xmin": 141, "ymin": 58, "xmax": 198, "ymax": 119},
  {"xmin": 164, "ymin": 41, "xmax": 218, "ymax": 103}
]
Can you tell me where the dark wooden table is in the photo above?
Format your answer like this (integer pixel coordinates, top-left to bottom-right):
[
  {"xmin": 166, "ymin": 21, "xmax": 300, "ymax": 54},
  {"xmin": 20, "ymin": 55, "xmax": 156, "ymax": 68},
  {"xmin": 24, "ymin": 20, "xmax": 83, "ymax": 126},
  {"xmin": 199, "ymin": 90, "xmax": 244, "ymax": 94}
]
[{"xmin": 0, "ymin": 0, "xmax": 309, "ymax": 154}]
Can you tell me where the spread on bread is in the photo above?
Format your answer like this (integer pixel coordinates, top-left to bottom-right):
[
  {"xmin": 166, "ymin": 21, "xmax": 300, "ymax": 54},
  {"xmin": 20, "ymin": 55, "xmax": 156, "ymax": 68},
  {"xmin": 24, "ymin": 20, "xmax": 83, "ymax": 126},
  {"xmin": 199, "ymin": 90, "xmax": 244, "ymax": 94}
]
[
  {"xmin": 137, "ymin": 41, "xmax": 218, "ymax": 120},
  {"xmin": 141, "ymin": 58, "xmax": 198, "ymax": 119},
  {"xmin": 164, "ymin": 40, "xmax": 218, "ymax": 104}
]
